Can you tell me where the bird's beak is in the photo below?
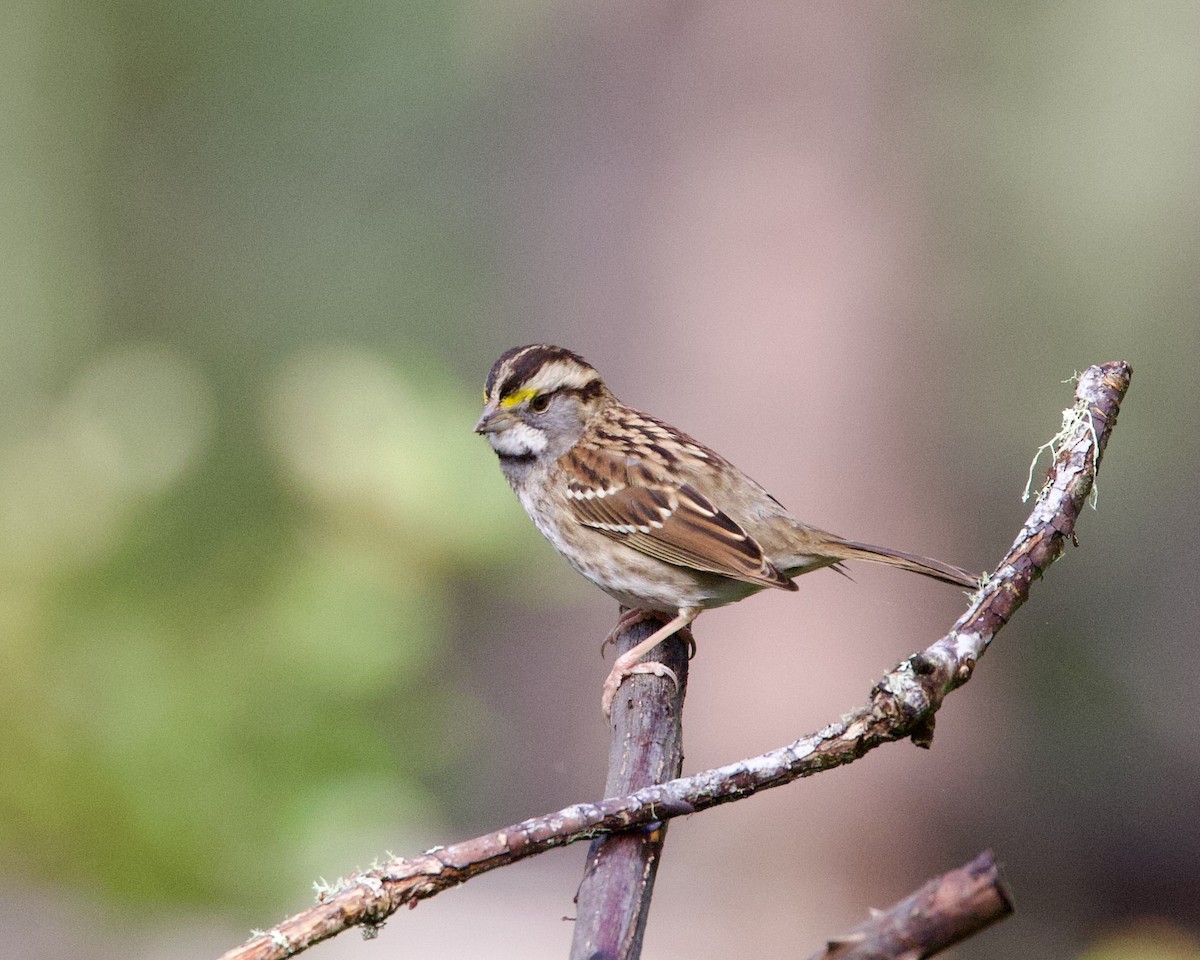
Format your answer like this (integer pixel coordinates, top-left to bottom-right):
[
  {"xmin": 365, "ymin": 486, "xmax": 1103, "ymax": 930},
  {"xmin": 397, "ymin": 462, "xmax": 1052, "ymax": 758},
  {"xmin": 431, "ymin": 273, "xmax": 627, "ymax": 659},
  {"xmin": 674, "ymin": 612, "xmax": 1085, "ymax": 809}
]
[{"xmin": 474, "ymin": 402, "xmax": 516, "ymax": 435}]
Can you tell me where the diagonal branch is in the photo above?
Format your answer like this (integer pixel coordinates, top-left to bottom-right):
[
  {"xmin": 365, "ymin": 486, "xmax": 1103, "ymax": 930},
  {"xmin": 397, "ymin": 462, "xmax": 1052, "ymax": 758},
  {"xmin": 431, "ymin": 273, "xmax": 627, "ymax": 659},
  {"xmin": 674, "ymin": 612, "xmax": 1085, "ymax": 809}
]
[
  {"xmin": 218, "ymin": 361, "xmax": 1130, "ymax": 960},
  {"xmin": 809, "ymin": 849, "xmax": 1013, "ymax": 960}
]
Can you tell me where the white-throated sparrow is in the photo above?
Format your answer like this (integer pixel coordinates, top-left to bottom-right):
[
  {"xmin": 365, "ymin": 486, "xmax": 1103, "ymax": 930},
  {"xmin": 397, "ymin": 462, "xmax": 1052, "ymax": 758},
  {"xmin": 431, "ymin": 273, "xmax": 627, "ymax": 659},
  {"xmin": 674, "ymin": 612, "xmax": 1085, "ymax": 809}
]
[{"xmin": 475, "ymin": 344, "xmax": 976, "ymax": 716}]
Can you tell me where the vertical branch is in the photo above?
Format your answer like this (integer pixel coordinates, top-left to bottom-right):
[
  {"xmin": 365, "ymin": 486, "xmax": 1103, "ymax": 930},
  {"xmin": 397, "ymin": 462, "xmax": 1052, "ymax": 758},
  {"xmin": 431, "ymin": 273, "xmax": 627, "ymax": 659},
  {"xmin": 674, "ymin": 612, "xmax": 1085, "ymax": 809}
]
[{"xmin": 569, "ymin": 612, "xmax": 692, "ymax": 960}]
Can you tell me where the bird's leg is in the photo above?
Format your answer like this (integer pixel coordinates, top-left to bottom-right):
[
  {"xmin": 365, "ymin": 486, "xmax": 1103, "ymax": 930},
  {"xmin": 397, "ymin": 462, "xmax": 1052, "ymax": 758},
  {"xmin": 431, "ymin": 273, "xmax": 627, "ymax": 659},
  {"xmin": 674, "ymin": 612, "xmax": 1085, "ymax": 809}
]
[
  {"xmin": 599, "ymin": 607, "xmax": 660, "ymax": 658},
  {"xmin": 601, "ymin": 608, "xmax": 699, "ymax": 718}
]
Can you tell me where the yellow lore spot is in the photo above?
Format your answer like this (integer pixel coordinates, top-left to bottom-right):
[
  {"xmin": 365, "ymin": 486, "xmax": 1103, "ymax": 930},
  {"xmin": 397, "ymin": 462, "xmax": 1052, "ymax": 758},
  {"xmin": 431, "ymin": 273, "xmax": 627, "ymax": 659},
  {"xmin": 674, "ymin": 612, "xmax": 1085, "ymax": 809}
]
[{"xmin": 500, "ymin": 388, "xmax": 538, "ymax": 409}]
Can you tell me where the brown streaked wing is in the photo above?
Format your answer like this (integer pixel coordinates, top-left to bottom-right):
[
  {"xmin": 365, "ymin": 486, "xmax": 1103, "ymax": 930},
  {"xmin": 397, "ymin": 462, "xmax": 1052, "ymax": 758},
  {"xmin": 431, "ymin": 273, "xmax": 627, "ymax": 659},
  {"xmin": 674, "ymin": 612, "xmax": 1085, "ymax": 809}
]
[{"xmin": 563, "ymin": 446, "xmax": 797, "ymax": 591}]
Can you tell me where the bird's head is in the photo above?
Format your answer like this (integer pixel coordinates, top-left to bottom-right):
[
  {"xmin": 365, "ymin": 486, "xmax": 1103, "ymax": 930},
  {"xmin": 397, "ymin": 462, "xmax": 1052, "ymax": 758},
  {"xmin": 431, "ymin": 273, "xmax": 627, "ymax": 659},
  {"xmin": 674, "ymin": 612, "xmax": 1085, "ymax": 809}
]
[{"xmin": 475, "ymin": 344, "xmax": 609, "ymax": 463}]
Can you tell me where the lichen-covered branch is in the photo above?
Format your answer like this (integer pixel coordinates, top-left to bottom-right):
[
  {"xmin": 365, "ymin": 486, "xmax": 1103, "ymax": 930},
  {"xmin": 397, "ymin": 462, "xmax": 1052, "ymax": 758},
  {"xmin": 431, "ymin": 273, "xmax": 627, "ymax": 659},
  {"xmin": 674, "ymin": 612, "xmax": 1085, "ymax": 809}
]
[
  {"xmin": 217, "ymin": 361, "xmax": 1130, "ymax": 960},
  {"xmin": 808, "ymin": 850, "xmax": 1013, "ymax": 960}
]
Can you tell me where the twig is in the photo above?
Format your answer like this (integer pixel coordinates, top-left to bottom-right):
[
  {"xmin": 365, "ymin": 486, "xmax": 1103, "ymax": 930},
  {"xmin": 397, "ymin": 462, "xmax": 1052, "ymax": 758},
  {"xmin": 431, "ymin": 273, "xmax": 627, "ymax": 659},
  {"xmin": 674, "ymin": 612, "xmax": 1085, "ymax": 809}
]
[
  {"xmin": 809, "ymin": 850, "xmax": 1013, "ymax": 960},
  {"xmin": 217, "ymin": 361, "xmax": 1130, "ymax": 960},
  {"xmin": 569, "ymin": 615, "xmax": 691, "ymax": 959}
]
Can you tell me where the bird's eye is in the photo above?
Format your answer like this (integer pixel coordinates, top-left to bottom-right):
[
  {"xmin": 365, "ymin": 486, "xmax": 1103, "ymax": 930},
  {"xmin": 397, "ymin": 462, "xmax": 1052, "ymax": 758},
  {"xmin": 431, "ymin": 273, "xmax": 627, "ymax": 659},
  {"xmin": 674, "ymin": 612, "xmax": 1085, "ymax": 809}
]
[{"xmin": 529, "ymin": 393, "xmax": 551, "ymax": 413}]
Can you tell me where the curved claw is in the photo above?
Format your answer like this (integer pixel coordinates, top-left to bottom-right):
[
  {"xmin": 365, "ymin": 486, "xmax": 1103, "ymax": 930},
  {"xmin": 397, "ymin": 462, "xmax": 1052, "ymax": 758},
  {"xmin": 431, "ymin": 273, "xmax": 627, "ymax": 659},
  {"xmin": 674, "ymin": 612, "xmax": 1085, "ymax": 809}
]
[{"xmin": 601, "ymin": 660, "xmax": 680, "ymax": 718}]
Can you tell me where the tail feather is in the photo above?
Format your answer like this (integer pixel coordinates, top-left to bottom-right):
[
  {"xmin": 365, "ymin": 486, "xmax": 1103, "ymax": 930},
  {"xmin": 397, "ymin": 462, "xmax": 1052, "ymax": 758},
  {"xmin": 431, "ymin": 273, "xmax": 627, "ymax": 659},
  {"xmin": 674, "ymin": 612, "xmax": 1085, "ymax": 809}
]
[{"xmin": 830, "ymin": 539, "xmax": 978, "ymax": 589}]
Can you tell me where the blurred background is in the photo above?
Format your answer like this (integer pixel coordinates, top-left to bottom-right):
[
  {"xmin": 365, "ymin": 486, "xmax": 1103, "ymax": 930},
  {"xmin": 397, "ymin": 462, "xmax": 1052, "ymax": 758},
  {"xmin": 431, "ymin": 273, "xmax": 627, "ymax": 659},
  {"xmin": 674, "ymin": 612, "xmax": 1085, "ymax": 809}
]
[{"xmin": 2, "ymin": 2, "xmax": 1197, "ymax": 958}]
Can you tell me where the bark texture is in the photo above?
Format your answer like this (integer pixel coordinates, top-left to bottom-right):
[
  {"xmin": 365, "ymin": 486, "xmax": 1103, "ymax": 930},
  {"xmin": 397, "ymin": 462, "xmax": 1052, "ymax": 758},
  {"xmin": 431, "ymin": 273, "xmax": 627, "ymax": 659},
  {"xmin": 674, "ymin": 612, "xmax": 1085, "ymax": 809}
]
[{"xmin": 569, "ymin": 613, "xmax": 691, "ymax": 960}]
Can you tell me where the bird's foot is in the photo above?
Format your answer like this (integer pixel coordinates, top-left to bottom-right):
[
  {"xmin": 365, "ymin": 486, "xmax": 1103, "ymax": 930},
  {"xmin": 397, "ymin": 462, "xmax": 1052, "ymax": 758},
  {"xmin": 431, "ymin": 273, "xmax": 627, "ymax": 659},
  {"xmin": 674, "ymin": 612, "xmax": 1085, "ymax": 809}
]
[
  {"xmin": 597, "ymin": 607, "xmax": 698, "ymax": 717},
  {"xmin": 600, "ymin": 657, "xmax": 679, "ymax": 719}
]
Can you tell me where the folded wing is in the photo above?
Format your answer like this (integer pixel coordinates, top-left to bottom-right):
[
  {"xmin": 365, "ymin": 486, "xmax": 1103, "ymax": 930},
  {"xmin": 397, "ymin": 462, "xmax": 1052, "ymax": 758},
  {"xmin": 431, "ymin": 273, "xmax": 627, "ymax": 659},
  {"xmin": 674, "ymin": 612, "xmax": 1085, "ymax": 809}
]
[{"xmin": 563, "ymin": 446, "xmax": 797, "ymax": 591}]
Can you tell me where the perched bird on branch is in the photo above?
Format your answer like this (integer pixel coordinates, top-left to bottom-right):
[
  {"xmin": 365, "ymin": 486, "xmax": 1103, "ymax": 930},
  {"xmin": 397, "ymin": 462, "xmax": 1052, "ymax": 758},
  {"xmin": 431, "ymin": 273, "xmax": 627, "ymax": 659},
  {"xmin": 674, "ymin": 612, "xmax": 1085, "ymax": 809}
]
[{"xmin": 475, "ymin": 344, "xmax": 976, "ymax": 716}]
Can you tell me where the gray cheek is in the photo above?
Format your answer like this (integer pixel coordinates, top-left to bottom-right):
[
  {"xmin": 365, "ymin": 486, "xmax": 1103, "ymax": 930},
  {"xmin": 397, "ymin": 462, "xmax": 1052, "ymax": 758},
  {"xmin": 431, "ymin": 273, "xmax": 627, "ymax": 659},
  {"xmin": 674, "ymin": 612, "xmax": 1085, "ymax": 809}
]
[{"xmin": 536, "ymin": 401, "xmax": 589, "ymax": 460}]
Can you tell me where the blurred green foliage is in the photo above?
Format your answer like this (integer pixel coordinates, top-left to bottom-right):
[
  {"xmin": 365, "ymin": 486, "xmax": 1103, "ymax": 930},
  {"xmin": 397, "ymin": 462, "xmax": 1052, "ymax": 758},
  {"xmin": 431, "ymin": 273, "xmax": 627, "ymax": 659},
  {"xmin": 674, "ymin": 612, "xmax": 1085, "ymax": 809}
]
[
  {"xmin": 0, "ymin": 344, "xmax": 534, "ymax": 908},
  {"xmin": 1078, "ymin": 923, "xmax": 1200, "ymax": 960},
  {"xmin": 0, "ymin": 0, "xmax": 541, "ymax": 909}
]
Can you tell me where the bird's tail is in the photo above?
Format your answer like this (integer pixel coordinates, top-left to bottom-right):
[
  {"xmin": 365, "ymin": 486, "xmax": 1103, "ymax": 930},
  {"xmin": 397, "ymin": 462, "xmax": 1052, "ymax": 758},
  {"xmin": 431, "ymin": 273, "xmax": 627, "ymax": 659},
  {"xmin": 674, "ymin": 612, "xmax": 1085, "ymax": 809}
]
[{"xmin": 828, "ymin": 539, "xmax": 978, "ymax": 589}]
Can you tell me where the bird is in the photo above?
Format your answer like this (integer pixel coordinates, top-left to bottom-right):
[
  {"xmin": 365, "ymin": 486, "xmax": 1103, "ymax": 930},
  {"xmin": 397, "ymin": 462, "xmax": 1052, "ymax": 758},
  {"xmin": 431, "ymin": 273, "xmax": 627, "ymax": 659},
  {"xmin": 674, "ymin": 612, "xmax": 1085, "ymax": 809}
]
[{"xmin": 474, "ymin": 344, "xmax": 977, "ymax": 717}]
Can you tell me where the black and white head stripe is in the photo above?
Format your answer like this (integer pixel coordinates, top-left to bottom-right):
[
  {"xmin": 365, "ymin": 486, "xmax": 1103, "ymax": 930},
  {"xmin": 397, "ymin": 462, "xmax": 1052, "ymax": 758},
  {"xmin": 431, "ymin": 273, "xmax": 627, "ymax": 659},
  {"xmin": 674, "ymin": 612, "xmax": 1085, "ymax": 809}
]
[{"xmin": 484, "ymin": 344, "xmax": 603, "ymax": 403}]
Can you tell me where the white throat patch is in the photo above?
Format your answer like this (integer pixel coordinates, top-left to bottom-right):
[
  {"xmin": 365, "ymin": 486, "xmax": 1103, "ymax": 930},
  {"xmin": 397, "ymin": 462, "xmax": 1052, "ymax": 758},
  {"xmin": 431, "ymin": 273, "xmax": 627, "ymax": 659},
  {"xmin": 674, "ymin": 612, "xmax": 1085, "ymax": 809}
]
[{"xmin": 488, "ymin": 421, "xmax": 548, "ymax": 457}]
